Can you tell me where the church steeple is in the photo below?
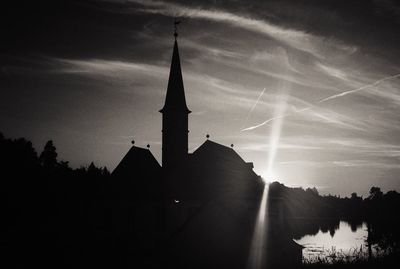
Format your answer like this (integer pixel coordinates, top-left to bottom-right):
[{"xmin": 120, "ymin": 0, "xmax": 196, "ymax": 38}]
[
  {"xmin": 160, "ymin": 24, "xmax": 190, "ymax": 169},
  {"xmin": 159, "ymin": 39, "xmax": 190, "ymax": 114}
]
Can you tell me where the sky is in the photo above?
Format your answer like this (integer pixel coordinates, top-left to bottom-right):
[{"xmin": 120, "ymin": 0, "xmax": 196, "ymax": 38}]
[{"xmin": 1, "ymin": 0, "xmax": 399, "ymax": 196}]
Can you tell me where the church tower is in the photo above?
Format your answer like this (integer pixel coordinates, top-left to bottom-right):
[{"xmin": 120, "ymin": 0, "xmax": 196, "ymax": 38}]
[{"xmin": 160, "ymin": 26, "xmax": 190, "ymax": 170}]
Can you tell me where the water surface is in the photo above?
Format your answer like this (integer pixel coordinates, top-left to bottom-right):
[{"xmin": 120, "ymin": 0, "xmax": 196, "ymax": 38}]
[{"xmin": 295, "ymin": 221, "xmax": 368, "ymax": 261}]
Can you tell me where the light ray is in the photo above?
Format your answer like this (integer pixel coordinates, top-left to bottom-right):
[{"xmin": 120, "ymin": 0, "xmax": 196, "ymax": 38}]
[
  {"xmin": 247, "ymin": 56, "xmax": 291, "ymax": 268},
  {"xmin": 266, "ymin": 94, "xmax": 288, "ymax": 178},
  {"xmin": 247, "ymin": 183, "xmax": 269, "ymax": 269}
]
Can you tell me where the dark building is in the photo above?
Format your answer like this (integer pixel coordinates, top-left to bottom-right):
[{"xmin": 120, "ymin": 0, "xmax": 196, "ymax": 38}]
[
  {"xmin": 112, "ymin": 145, "xmax": 161, "ymax": 198},
  {"xmin": 112, "ymin": 31, "xmax": 303, "ymax": 268},
  {"xmin": 184, "ymin": 140, "xmax": 262, "ymax": 200},
  {"xmin": 113, "ymin": 145, "xmax": 161, "ymax": 179}
]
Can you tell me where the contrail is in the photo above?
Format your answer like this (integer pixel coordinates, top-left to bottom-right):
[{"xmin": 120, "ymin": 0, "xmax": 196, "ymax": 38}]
[
  {"xmin": 318, "ymin": 73, "xmax": 400, "ymax": 103},
  {"xmin": 242, "ymin": 73, "xmax": 400, "ymax": 131},
  {"xmin": 241, "ymin": 87, "xmax": 267, "ymax": 129},
  {"xmin": 242, "ymin": 115, "xmax": 284, "ymax": 131}
]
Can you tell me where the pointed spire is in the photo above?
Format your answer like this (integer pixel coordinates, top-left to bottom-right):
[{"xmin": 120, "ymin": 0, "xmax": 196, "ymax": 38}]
[
  {"xmin": 174, "ymin": 18, "xmax": 180, "ymax": 40},
  {"xmin": 160, "ymin": 23, "xmax": 190, "ymax": 114}
]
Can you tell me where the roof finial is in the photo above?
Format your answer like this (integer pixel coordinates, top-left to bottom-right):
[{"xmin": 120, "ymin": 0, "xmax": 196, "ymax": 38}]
[{"xmin": 174, "ymin": 18, "xmax": 181, "ymax": 40}]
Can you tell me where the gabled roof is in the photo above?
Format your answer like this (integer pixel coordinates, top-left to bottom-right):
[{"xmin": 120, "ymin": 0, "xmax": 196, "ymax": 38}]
[
  {"xmin": 160, "ymin": 40, "xmax": 190, "ymax": 114},
  {"xmin": 191, "ymin": 140, "xmax": 249, "ymax": 167},
  {"xmin": 112, "ymin": 146, "xmax": 160, "ymax": 178},
  {"xmin": 186, "ymin": 140, "xmax": 261, "ymax": 199}
]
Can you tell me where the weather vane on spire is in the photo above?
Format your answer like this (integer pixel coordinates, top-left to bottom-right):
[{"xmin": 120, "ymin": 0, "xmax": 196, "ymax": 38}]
[{"xmin": 174, "ymin": 18, "xmax": 181, "ymax": 39}]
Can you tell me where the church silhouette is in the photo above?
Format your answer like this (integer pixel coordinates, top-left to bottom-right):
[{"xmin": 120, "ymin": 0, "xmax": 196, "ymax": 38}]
[{"xmin": 111, "ymin": 29, "xmax": 302, "ymax": 269}]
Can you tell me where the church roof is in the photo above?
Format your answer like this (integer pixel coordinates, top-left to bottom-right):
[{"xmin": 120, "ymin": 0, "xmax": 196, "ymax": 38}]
[
  {"xmin": 191, "ymin": 140, "xmax": 249, "ymax": 167},
  {"xmin": 112, "ymin": 146, "xmax": 160, "ymax": 178},
  {"xmin": 186, "ymin": 140, "xmax": 261, "ymax": 199},
  {"xmin": 160, "ymin": 40, "xmax": 190, "ymax": 114}
]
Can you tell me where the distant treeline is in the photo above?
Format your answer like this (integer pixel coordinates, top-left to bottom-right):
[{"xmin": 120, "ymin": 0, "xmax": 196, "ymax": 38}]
[
  {"xmin": 1, "ymin": 133, "xmax": 399, "ymax": 268},
  {"xmin": 268, "ymin": 181, "xmax": 400, "ymax": 222}
]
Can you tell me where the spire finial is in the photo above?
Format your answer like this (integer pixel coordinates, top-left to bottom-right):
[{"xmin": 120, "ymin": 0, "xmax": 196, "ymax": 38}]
[{"xmin": 174, "ymin": 18, "xmax": 181, "ymax": 39}]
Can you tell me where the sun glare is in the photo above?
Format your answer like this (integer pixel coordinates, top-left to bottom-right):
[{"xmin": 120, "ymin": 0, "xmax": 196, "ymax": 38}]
[{"xmin": 262, "ymin": 170, "xmax": 276, "ymax": 183}]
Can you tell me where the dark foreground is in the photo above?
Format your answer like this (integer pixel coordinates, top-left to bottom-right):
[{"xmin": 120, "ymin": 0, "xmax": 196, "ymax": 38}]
[{"xmin": 1, "ymin": 134, "xmax": 399, "ymax": 268}]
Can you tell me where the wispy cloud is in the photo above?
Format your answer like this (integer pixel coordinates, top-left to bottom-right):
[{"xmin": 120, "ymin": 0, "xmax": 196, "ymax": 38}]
[
  {"xmin": 358, "ymin": 82, "xmax": 400, "ymax": 106},
  {"xmin": 328, "ymin": 138, "xmax": 400, "ymax": 157},
  {"xmin": 303, "ymin": 108, "xmax": 368, "ymax": 131},
  {"xmin": 182, "ymin": 39, "xmax": 246, "ymax": 60},
  {"xmin": 123, "ymin": 0, "xmax": 353, "ymax": 58},
  {"xmin": 331, "ymin": 160, "xmax": 400, "ymax": 169},
  {"xmin": 280, "ymin": 160, "xmax": 400, "ymax": 170},
  {"xmin": 316, "ymin": 62, "xmax": 348, "ymax": 81},
  {"xmin": 54, "ymin": 57, "xmax": 278, "ymax": 111},
  {"xmin": 239, "ymin": 142, "xmax": 323, "ymax": 152},
  {"xmin": 56, "ymin": 58, "xmax": 168, "ymax": 76}
]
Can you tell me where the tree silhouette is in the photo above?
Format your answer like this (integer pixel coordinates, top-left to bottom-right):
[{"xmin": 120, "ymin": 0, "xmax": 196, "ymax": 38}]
[
  {"xmin": 102, "ymin": 167, "xmax": 110, "ymax": 176},
  {"xmin": 368, "ymin": 187, "xmax": 383, "ymax": 200},
  {"xmin": 39, "ymin": 140, "xmax": 57, "ymax": 169}
]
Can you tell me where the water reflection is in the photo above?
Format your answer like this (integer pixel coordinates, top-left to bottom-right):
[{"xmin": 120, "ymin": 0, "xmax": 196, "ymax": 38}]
[{"xmin": 295, "ymin": 221, "xmax": 368, "ymax": 261}]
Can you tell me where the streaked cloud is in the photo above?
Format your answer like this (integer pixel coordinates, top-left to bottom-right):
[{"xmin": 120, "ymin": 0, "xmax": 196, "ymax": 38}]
[
  {"xmin": 280, "ymin": 160, "xmax": 400, "ymax": 170},
  {"xmin": 316, "ymin": 62, "xmax": 348, "ymax": 81},
  {"xmin": 57, "ymin": 58, "xmax": 168, "ymax": 75},
  {"xmin": 124, "ymin": 0, "xmax": 354, "ymax": 58},
  {"xmin": 53, "ymin": 57, "xmax": 279, "ymax": 110}
]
